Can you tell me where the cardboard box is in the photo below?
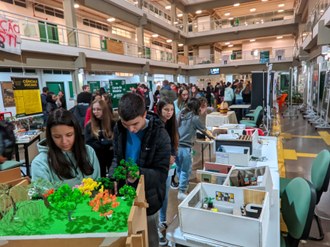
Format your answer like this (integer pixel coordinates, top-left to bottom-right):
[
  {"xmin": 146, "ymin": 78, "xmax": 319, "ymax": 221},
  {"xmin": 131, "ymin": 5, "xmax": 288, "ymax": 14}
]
[
  {"xmin": 215, "ymin": 146, "xmax": 250, "ymax": 166},
  {"xmin": 196, "ymin": 163, "xmax": 234, "ymax": 185},
  {"xmin": 225, "ymin": 166, "xmax": 273, "ymax": 193},
  {"xmin": 179, "ymin": 183, "xmax": 270, "ymax": 247}
]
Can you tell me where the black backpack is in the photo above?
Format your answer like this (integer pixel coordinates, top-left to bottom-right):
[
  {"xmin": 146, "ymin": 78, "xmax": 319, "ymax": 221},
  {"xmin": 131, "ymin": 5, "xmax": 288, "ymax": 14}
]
[{"xmin": 0, "ymin": 121, "xmax": 16, "ymax": 160}]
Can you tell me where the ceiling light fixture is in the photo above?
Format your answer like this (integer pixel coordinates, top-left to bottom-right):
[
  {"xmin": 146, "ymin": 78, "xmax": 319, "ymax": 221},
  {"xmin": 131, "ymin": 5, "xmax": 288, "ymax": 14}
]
[
  {"xmin": 107, "ymin": 17, "xmax": 115, "ymax": 22},
  {"xmin": 225, "ymin": 42, "xmax": 230, "ymax": 45},
  {"xmin": 278, "ymin": 9, "xmax": 284, "ymax": 12},
  {"xmin": 278, "ymin": 4, "xmax": 285, "ymax": 7},
  {"xmin": 177, "ymin": 13, "xmax": 183, "ymax": 17},
  {"xmin": 276, "ymin": 36, "xmax": 283, "ymax": 39},
  {"xmin": 74, "ymin": 3, "xmax": 80, "ymax": 8},
  {"xmin": 250, "ymin": 8, "xmax": 256, "ymax": 12},
  {"xmin": 166, "ymin": 39, "xmax": 172, "ymax": 43},
  {"xmin": 229, "ymin": 17, "xmax": 234, "ymax": 20},
  {"xmin": 224, "ymin": 12, "xmax": 231, "ymax": 16},
  {"xmin": 178, "ymin": 43, "xmax": 184, "ymax": 47},
  {"xmin": 261, "ymin": 0, "xmax": 268, "ymax": 2},
  {"xmin": 165, "ymin": 5, "xmax": 171, "ymax": 10},
  {"xmin": 250, "ymin": 39, "xmax": 256, "ymax": 42},
  {"xmin": 152, "ymin": 34, "xmax": 159, "ymax": 38},
  {"xmin": 233, "ymin": 3, "xmax": 240, "ymax": 7},
  {"xmin": 195, "ymin": 10, "xmax": 202, "ymax": 14},
  {"xmin": 228, "ymin": 44, "xmax": 234, "ymax": 47}
]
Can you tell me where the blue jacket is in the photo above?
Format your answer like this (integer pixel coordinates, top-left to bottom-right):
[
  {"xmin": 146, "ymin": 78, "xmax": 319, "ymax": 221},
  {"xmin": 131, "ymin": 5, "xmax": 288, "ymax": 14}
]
[{"xmin": 31, "ymin": 139, "xmax": 100, "ymax": 187}]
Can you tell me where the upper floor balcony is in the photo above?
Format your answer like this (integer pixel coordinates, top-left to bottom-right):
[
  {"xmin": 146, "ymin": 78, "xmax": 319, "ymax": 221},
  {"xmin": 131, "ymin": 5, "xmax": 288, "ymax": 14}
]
[{"xmin": 2, "ymin": 10, "xmax": 294, "ymax": 70}]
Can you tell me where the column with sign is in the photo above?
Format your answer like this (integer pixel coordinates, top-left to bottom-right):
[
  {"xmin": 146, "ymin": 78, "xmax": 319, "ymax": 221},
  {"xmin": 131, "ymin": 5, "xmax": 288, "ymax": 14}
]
[{"xmin": 109, "ymin": 80, "xmax": 126, "ymax": 108}]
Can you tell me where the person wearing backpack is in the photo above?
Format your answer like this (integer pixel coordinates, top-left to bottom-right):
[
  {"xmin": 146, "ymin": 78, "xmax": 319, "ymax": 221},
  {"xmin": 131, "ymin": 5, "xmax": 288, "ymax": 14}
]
[{"xmin": 0, "ymin": 120, "xmax": 16, "ymax": 164}]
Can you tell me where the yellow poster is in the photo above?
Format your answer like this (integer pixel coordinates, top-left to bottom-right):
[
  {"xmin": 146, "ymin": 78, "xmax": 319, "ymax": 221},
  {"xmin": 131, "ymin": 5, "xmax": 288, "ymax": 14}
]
[{"xmin": 12, "ymin": 77, "xmax": 42, "ymax": 116}]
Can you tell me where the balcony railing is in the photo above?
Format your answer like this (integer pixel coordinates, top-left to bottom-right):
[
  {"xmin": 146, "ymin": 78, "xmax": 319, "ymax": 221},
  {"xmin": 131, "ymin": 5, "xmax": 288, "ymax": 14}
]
[
  {"xmin": 188, "ymin": 46, "xmax": 294, "ymax": 66},
  {"xmin": 2, "ymin": 10, "xmax": 293, "ymax": 67},
  {"xmin": 189, "ymin": 10, "xmax": 295, "ymax": 33}
]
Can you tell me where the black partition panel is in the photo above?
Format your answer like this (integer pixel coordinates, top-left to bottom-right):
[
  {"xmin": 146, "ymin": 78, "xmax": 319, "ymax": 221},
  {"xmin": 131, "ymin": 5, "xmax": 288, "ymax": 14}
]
[{"xmin": 251, "ymin": 72, "xmax": 268, "ymax": 109}]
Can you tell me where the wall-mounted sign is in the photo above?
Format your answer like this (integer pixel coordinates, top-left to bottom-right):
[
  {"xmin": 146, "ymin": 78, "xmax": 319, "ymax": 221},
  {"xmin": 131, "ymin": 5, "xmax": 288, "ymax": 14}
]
[
  {"xmin": 12, "ymin": 77, "xmax": 42, "ymax": 117},
  {"xmin": 0, "ymin": 17, "xmax": 22, "ymax": 55},
  {"xmin": 1, "ymin": 81, "xmax": 15, "ymax": 107}
]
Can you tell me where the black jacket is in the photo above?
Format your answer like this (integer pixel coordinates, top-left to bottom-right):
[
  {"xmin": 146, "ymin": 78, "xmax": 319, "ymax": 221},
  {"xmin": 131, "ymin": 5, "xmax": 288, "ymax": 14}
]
[{"xmin": 110, "ymin": 114, "xmax": 171, "ymax": 215}]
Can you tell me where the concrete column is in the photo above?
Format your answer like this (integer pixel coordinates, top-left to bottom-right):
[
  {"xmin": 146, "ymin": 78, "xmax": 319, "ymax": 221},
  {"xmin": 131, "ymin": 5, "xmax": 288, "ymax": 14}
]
[
  {"xmin": 170, "ymin": 3, "xmax": 176, "ymax": 25},
  {"xmin": 183, "ymin": 13, "xmax": 188, "ymax": 33},
  {"xmin": 136, "ymin": 26, "xmax": 144, "ymax": 57},
  {"xmin": 137, "ymin": 0, "xmax": 143, "ymax": 9},
  {"xmin": 63, "ymin": 0, "xmax": 77, "ymax": 46},
  {"xmin": 172, "ymin": 40, "xmax": 178, "ymax": 63},
  {"xmin": 184, "ymin": 44, "xmax": 189, "ymax": 65}
]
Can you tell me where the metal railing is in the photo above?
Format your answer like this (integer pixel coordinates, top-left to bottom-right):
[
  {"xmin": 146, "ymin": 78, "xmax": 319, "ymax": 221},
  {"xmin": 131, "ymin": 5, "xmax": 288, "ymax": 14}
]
[
  {"xmin": 1, "ymin": 10, "xmax": 293, "ymax": 66},
  {"xmin": 188, "ymin": 46, "xmax": 294, "ymax": 65}
]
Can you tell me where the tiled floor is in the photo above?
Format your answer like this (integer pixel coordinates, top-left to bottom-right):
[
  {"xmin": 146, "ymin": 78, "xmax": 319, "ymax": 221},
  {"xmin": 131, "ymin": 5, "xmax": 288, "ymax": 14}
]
[{"xmin": 162, "ymin": 110, "xmax": 330, "ymax": 247}]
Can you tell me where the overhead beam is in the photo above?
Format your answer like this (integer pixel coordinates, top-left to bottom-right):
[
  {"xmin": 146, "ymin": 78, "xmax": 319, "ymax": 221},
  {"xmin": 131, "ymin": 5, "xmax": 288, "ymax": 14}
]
[{"xmin": 81, "ymin": 0, "xmax": 141, "ymax": 26}]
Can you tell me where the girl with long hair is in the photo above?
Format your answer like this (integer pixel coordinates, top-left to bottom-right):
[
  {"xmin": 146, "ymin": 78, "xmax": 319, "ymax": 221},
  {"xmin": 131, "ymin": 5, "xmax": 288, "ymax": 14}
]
[
  {"xmin": 85, "ymin": 99, "xmax": 115, "ymax": 177},
  {"xmin": 156, "ymin": 97, "xmax": 179, "ymax": 245},
  {"xmin": 31, "ymin": 108, "xmax": 100, "ymax": 186},
  {"xmin": 174, "ymin": 87, "xmax": 189, "ymax": 115},
  {"xmin": 176, "ymin": 98, "xmax": 213, "ymax": 200}
]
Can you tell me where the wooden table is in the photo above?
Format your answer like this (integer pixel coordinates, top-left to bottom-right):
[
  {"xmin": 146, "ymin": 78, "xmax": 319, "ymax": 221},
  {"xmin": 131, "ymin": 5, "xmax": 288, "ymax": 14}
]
[
  {"xmin": 195, "ymin": 139, "xmax": 214, "ymax": 168},
  {"xmin": 205, "ymin": 111, "xmax": 238, "ymax": 128}
]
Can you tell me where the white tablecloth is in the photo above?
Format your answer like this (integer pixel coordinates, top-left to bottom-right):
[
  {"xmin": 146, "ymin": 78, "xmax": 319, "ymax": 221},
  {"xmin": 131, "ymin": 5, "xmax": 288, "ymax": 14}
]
[{"xmin": 206, "ymin": 111, "xmax": 238, "ymax": 127}]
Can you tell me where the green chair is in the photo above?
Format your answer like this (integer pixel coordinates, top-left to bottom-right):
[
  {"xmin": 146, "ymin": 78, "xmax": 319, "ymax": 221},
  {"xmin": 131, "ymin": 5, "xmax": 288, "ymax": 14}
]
[
  {"xmin": 240, "ymin": 106, "xmax": 263, "ymax": 127},
  {"xmin": 281, "ymin": 177, "xmax": 316, "ymax": 247},
  {"xmin": 280, "ymin": 149, "xmax": 330, "ymax": 241},
  {"xmin": 245, "ymin": 106, "xmax": 262, "ymax": 118}
]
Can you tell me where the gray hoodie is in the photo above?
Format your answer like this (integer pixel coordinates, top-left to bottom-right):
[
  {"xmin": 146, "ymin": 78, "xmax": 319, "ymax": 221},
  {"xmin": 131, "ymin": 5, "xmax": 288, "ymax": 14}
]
[
  {"xmin": 31, "ymin": 139, "xmax": 100, "ymax": 187},
  {"xmin": 178, "ymin": 111, "xmax": 209, "ymax": 148}
]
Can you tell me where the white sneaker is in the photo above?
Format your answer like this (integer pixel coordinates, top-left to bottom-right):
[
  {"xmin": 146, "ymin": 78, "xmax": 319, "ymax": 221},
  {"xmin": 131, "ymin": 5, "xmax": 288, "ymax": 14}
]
[{"xmin": 177, "ymin": 191, "xmax": 188, "ymax": 201}]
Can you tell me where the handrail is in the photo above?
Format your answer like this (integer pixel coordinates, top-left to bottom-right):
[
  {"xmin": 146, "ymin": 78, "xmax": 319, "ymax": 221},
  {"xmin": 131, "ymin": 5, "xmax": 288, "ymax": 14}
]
[{"xmin": 2, "ymin": 10, "xmax": 294, "ymax": 66}]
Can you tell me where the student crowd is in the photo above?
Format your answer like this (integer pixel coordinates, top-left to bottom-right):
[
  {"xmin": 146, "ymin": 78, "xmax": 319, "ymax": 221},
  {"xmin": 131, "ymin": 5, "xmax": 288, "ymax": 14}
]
[{"xmin": 34, "ymin": 79, "xmax": 251, "ymax": 246}]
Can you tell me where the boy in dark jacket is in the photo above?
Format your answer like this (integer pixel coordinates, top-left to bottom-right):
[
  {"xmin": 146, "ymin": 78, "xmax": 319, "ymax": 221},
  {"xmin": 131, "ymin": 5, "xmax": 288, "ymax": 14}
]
[{"xmin": 110, "ymin": 93, "xmax": 171, "ymax": 246}]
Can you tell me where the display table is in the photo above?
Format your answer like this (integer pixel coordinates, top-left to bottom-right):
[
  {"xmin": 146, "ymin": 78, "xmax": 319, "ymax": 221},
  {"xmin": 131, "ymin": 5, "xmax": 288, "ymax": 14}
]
[
  {"xmin": 167, "ymin": 136, "xmax": 280, "ymax": 247},
  {"xmin": 229, "ymin": 104, "xmax": 251, "ymax": 121},
  {"xmin": 0, "ymin": 176, "xmax": 149, "ymax": 247},
  {"xmin": 195, "ymin": 139, "xmax": 214, "ymax": 167},
  {"xmin": 14, "ymin": 131, "xmax": 41, "ymax": 177},
  {"xmin": 206, "ymin": 111, "xmax": 237, "ymax": 128}
]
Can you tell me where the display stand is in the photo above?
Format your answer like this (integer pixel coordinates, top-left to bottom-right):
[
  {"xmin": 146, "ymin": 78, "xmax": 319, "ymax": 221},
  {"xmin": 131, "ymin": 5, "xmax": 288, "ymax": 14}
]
[
  {"xmin": 0, "ymin": 176, "xmax": 149, "ymax": 247},
  {"xmin": 282, "ymin": 67, "xmax": 299, "ymax": 119},
  {"xmin": 315, "ymin": 71, "xmax": 330, "ymax": 129}
]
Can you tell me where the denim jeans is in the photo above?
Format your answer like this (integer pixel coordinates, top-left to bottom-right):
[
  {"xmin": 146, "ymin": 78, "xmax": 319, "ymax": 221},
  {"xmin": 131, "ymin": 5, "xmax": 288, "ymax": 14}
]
[
  {"xmin": 176, "ymin": 147, "xmax": 192, "ymax": 193},
  {"xmin": 159, "ymin": 174, "xmax": 171, "ymax": 223}
]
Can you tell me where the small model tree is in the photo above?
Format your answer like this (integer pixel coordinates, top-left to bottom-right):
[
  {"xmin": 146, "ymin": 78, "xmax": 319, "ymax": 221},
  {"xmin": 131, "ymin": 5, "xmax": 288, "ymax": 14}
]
[
  {"xmin": 113, "ymin": 158, "xmax": 140, "ymax": 183},
  {"xmin": 119, "ymin": 185, "xmax": 136, "ymax": 205},
  {"xmin": 47, "ymin": 184, "xmax": 87, "ymax": 221},
  {"xmin": 89, "ymin": 190, "xmax": 119, "ymax": 219}
]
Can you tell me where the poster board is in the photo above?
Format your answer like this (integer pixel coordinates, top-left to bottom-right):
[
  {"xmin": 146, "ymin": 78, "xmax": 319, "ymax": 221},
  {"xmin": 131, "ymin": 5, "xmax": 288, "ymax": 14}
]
[
  {"xmin": 0, "ymin": 16, "xmax": 22, "ymax": 55},
  {"xmin": 87, "ymin": 81, "xmax": 101, "ymax": 93},
  {"xmin": 12, "ymin": 77, "xmax": 42, "ymax": 117},
  {"xmin": 1, "ymin": 82, "xmax": 15, "ymax": 107},
  {"xmin": 109, "ymin": 80, "xmax": 126, "ymax": 108}
]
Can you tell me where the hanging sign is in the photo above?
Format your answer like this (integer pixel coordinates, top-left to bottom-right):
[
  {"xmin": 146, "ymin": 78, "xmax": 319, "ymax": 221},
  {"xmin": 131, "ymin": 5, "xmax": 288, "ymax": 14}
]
[{"xmin": 0, "ymin": 17, "xmax": 22, "ymax": 55}]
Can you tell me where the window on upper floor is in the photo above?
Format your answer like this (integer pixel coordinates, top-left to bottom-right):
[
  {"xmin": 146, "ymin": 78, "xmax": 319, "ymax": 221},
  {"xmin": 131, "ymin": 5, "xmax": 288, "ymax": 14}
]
[
  {"xmin": 112, "ymin": 27, "xmax": 132, "ymax": 39},
  {"xmin": 34, "ymin": 3, "xmax": 64, "ymax": 19},
  {"xmin": 83, "ymin": 18, "xmax": 109, "ymax": 32},
  {"xmin": 1, "ymin": 0, "xmax": 26, "ymax": 8}
]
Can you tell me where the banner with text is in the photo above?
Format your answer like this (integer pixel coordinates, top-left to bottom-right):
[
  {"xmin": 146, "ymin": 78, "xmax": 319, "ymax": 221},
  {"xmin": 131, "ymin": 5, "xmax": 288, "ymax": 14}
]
[
  {"xmin": 0, "ymin": 17, "xmax": 22, "ymax": 55},
  {"xmin": 12, "ymin": 77, "xmax": 42, "ymax": 117},
  {"xmin": 109, "ymin": 80, "xmax": 126, "ymax": 108}
]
